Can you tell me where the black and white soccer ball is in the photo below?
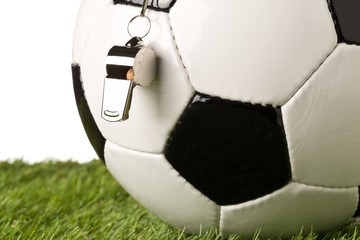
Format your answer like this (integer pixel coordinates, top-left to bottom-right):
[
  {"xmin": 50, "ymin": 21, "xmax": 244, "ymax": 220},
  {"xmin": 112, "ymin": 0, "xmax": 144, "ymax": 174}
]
[{"xmin": 72, "ymin": 0, "xmax": 360, "ymax": 237}]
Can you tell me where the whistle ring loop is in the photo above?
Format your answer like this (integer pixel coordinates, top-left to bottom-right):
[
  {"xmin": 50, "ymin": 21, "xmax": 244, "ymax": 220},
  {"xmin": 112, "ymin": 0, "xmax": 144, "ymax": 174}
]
[{"xmin": 127, "ymin": 14, "xmax": 151, "ymax": 39}]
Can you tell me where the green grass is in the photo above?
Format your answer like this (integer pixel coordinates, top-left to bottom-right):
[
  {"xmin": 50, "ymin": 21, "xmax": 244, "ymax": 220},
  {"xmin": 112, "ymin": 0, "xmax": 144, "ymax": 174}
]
[{"xmin": 0, "ymin": 160, "xmax": 358, "ymax": 240}]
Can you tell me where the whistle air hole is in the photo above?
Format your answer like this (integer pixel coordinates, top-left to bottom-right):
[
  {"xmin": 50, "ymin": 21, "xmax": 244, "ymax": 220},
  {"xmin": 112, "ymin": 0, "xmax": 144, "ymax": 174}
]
[
  {"xmin": 106, "ymin": 65, "xmax": 133, "ymax": 80},
  {"xmin": 104, "ymin": 110, "xmax": 120, "ymax": 118}
]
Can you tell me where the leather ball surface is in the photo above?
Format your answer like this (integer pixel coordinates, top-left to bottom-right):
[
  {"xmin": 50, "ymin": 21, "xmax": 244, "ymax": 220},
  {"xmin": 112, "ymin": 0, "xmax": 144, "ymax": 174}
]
[{"xmin": 72, "ymin": 0, "xmax": 360, "ymax": 237}]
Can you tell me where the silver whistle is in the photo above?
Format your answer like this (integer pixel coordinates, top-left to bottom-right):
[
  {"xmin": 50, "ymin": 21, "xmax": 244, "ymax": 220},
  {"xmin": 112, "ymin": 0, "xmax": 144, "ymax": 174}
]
[{"xmin": 101, "ymin": 37, "xmax": 156, "ymax": 122}]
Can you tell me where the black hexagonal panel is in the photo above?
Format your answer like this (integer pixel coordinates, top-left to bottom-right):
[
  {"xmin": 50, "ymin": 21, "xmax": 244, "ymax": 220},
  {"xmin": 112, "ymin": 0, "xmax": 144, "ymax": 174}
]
[
  {"xmin": 164, "ymin": 93, "xmax": 291, "ymax": 206},
  {"xmin": 72, "ymin": 64, "xmax": 106, "ymax": 162},
  {"xmin": 113, "ymin": 0, "xmax": 177, "ymax": 12},
  {"xmin": 328, "ymin": 0, "xmax": 360, "ymax": 45}
]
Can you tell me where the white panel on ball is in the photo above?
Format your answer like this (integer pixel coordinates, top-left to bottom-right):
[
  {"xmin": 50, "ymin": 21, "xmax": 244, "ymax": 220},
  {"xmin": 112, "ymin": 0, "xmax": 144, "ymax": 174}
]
[
  {"xmin": 220, "ymin": 182, "xmax": 358, "ymax": 238},
  {"xmin": 282, "ymin": 44, "xmax": 360, "ymax": 188},
  {"xmin": 169, "ymin": 0, "xmax": 337, "ymax": 106},
  {"xmin": 78, "ymin": 5, "xmax": 194, "ymax": 153},
  {"xmin": 72, "ymin": 0, "xmax": 113, "ymax": 64},
  {"xmin": 105, "ymin": 140, "xmax": 219, "ymax": 233}
]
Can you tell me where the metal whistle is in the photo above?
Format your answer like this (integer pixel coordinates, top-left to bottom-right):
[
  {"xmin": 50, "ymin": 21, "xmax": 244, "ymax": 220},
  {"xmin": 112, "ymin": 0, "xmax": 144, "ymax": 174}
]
[{"xmin": 101, "ymin": 37, "xmax": 155, "ymax": 122}]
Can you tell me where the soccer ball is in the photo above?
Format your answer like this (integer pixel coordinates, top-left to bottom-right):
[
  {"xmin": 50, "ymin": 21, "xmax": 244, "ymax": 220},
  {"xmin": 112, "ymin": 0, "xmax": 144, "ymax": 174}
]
[{"xmin": 72, "ymin": 0, "xmax": 360, "ymax": 237}]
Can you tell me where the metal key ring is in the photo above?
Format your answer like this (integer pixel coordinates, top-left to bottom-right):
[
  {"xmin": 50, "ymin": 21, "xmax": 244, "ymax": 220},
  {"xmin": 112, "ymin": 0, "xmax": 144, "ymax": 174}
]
[{"xmin": 127, "ymin": 14, "xmax": 151, "ymax": 38}]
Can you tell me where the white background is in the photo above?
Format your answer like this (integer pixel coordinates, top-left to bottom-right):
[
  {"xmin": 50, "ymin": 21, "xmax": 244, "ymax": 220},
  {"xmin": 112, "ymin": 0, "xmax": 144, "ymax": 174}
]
[{"xmin": 0, "ymin": 0, "xmax": 98, "ymax": 162}]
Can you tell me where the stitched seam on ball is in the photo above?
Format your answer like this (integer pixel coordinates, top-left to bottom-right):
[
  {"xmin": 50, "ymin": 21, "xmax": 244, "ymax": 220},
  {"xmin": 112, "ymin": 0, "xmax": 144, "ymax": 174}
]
[
  {"xmin": 281, "ymin": 43, "xmax": 338, "ymax": 106},
  {"xmin": 356, "ymin": 189, "xmax": 359, "ymax": 216},
  {"xmin": 213, "ymin": 204, "xmax": 221, "ymax": 235},
  {"xmin": 293, "ymin": 180, "xmax": 358, "ymax": 190},
  {"xmin": 78, "ymin": 1, "xmax": 114, "ymax": 65},
  {"xmin": 167, "ymin": 167, "xmax": 221, "ymax": 231},
  {"xmin": 105, "ymin": 140, "xmax": 164, "ymax": 159},
  {"xmin": 113, "ymin": 144, "xmax": 163, "ymax": 154},
  {"xmin": 167, "ymin": 14, "xmax": 193, "ymax": 90},
  {"xmin": 327, "ymin": 0, "xmax": 344, "ymax": 43},
  {"xmin": 218, "ymin": 206, "xmax": 224, "ymax": 236},
  {"xmin": 105, "ymin": 140, "xmax": 219, "ymax": 218},
  {"xmin": 165, "ymin": 167, "xmax": 222, "ymax": 234}
]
